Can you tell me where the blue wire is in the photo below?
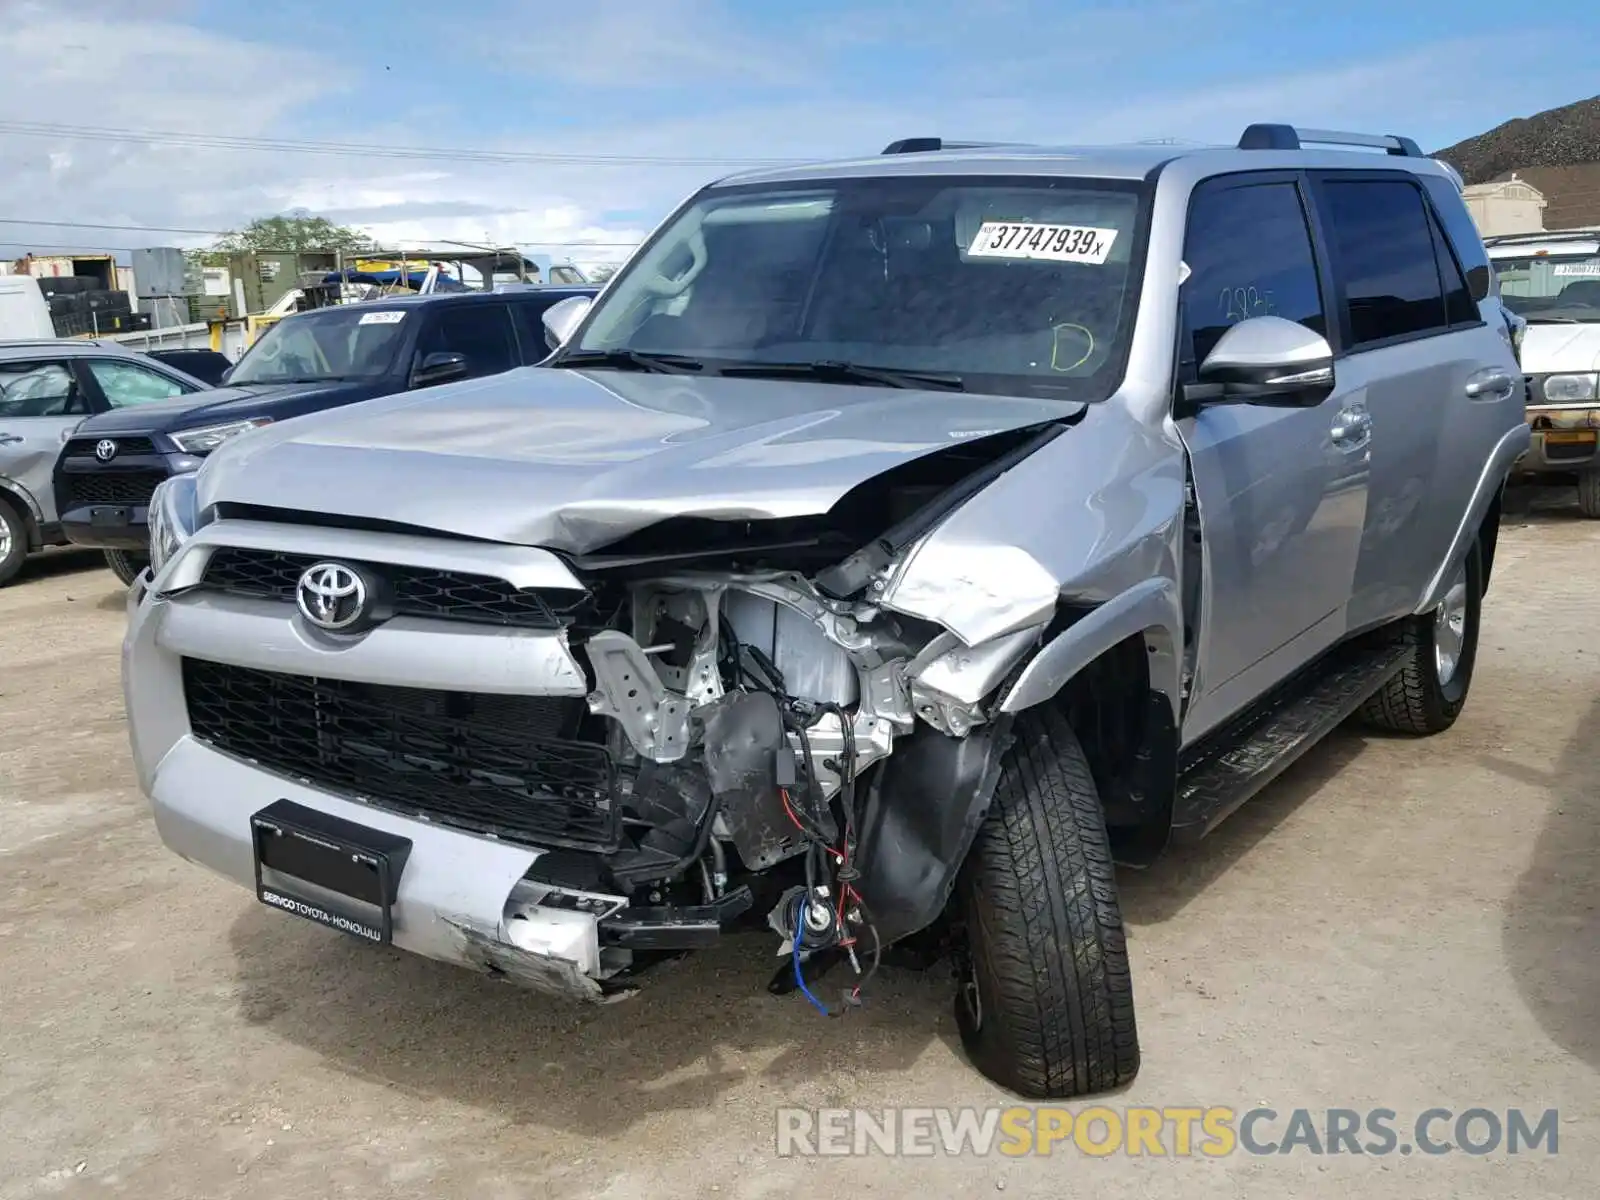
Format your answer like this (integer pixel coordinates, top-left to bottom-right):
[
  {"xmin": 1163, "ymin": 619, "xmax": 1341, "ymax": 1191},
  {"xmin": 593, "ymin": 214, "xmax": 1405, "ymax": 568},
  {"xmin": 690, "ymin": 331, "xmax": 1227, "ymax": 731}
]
[{"xmin": 792, "ymin": 893, "xmax": 832, "ymax": 1017}]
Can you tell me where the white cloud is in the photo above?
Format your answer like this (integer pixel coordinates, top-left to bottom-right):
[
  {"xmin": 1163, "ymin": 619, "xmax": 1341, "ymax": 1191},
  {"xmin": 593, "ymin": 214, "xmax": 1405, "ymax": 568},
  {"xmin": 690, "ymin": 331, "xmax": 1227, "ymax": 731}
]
[{"xmin": 0, "ymin": 0, "xmax": 1584, "ymax": 282}]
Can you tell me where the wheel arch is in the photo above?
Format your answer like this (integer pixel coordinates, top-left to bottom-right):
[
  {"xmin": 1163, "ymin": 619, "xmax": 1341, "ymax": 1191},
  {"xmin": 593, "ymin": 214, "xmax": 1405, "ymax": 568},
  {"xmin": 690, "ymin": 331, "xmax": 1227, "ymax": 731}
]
[
  {"xmin": 853, "ymin": 582, "xmax": 1186, "ymax": 945},
  {"xmin": 0, "ymin": 481, "xmax": 42, "ymax": 551},
  {"xmin": 998, "ymin": 579, "xmax": 1184, "ymax": 864}
]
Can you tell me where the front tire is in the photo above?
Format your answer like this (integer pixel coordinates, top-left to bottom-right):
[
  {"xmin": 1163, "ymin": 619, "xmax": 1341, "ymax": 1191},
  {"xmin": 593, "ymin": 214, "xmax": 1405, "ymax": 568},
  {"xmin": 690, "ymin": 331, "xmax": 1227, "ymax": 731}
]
[
  {"xmin": 1358, "ymin": 540, "xmax": 1483, "ymax": 735},
  {"xmin": 1577, "ymin": 470, "xmax": 1600, "ymax": 519},
  {"xmin": 953, "ymin": 706, "xmax": 1139, "ymax": 1099},
  {"xmin": 0, "ymin": 501, "xmax": 26, "ymax": 587},
  {"xmin": 104, "ymin": 549, "xmax": 148, "ymax": 588}
]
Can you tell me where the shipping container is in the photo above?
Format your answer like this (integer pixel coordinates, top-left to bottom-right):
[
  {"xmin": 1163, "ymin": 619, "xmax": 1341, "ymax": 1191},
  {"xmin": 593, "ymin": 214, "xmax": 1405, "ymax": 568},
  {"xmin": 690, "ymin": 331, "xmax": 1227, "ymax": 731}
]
[
  {"xmin": 14, "ymin": 252, "xmax": 118, "ymax": 289},
  {"xmin": 131, "ymin": 247, "xmax": 188, "ymax": 298}
]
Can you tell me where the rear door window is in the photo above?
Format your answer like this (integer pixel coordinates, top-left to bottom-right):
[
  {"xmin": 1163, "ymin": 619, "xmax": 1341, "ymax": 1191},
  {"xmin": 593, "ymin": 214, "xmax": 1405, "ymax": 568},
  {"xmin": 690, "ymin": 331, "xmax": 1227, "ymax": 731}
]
[
  {"xmin": 1315, "ymin": 176, "xmax": 1450, "ymax": 349},
  {"xmin": 0, "ymin": 359, "xmax": 88, "ymax": 416}
]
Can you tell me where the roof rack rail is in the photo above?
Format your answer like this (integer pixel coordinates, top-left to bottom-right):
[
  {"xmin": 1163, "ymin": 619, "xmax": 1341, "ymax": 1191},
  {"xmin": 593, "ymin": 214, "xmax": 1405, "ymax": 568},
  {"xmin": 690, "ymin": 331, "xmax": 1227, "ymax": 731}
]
[
  {"xmin": 880, "ymin": 137, "xmax": 1031, "ymax": 155},
  {"xmin": 1238, "ymin": 123, "xmax": 1424, "ymax": 157},
  {"xmin": 1483, "ymin": 229, "xmax": 1600, "ymax": 247}
]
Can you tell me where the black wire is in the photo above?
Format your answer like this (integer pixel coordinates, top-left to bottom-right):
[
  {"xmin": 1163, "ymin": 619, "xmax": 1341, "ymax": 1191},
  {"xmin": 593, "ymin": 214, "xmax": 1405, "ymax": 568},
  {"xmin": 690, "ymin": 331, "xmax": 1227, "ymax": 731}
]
[{"xmin": 848, "ymin": 891, "xmax": 883, "ymax": 997}]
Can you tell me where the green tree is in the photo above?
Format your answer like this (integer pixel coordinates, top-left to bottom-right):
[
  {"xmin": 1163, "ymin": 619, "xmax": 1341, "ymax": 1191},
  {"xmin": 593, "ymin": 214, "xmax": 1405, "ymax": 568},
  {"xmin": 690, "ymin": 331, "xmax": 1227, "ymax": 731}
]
[{"xmin": 201, "ymin": 210, "xmax": 378, "ymax": 260}]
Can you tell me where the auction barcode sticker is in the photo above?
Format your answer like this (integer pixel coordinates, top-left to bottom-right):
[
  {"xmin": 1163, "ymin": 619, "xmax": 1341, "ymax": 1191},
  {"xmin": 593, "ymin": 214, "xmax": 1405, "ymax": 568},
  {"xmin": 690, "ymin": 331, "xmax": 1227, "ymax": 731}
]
[
  {"xmin": 1553, "ymin": 262, "xmax": 1600, "ymax": 277},
  {"xmin": 358, "ymin": 309, "xmax": 407, "ymax": 324},
  {"xmin": 967, "ymin": 221, "xmax": 1118, "ymax": 265}
]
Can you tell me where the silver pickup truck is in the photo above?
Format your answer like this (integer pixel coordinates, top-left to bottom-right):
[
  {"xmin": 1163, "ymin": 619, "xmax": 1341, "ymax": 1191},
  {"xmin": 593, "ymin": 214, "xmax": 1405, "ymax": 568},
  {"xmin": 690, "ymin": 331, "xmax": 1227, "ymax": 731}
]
[{"xmin": 122, "ymin": 124, "xmax": 1526, "ymax": 1100}]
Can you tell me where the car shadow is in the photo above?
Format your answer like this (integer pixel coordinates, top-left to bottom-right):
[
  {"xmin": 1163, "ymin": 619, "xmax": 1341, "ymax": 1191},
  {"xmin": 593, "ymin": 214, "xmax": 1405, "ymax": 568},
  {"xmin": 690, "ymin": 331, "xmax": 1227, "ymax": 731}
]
[
  {"xmin": 226, "ymin": 730, "xmax": 1378, "ymax": 1121},
  {"xmin": 1117, "ymin": 730, "xmax": 1370, "ymax": 926},
  {"xmin": 1502, "ymin": 481, "xmax": 1585, "ymax": 525},
  {"xmin": 1490, "ymin": 694, "xmax": 1600, "ymax": 1072},
  {"xmin": 13, "ymin": 545, "xmax": 106, "ymax": 584},
  {"xmin": 228, "ymin": 905, "xmax": 947, "ymax": 1136}
]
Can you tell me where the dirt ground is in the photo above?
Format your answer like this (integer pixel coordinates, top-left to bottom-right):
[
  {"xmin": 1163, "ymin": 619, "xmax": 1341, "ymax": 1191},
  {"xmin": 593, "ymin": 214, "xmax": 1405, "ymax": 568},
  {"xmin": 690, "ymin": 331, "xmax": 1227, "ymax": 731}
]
[{"xmin": 2, "ymin": 489, "xmax": 1596, "ymax": 1199}]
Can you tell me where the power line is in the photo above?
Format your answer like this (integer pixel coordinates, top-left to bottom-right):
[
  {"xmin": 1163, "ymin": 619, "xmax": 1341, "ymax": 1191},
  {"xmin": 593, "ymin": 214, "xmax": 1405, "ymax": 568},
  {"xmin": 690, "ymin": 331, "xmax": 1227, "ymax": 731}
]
[
  {"xmin": 0, "ymin": 219, "xmax": 643, "ymax": 249},
  {"xmin": 0, "ymin": 238, "xmax": 642, "ymax": 256},
  {"xmin": 0, "ymin": 119, "xmax": 799, "ymax": 169},
  {"xmin": 0, "ymin": 217, "xmax": 227, "ymax": 236}
]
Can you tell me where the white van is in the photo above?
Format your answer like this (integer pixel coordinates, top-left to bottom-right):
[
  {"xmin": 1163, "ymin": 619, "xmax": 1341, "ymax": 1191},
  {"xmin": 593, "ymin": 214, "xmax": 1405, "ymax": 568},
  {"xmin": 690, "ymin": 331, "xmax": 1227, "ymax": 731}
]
[
  {"xmin": 1486, "ymin": 229, "xmax": 1600, "ymax": 516},
  {"xmin": 0, "ymin": 274, "xmax": 57, "ymax": 339}
]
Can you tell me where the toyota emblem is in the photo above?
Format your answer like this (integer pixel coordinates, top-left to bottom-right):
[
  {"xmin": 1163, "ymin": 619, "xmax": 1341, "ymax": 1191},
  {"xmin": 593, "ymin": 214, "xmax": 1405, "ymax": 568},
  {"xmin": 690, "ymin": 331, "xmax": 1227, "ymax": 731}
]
[
  {"xmin": 94, "ymin": 439, "xmax": 118, "ymax": 462},
  {"xmin": 295, "ymin": 561, "xmax": 370, "ymax": 632}
]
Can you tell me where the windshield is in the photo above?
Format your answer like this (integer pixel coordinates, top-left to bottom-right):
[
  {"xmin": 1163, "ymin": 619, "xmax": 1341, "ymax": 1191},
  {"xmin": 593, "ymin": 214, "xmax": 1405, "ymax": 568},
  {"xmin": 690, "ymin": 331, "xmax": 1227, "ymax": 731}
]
[
  {"xmin": 228, "ymin": 307, "xmax": 409, "ymax": 384},
  {"xmin": 1492, "ymin": 253, "xmax": 1600, "ymax": 323},
  {"xmin": 564, "ymin": 176, "xmax": 1147, "ymax": 399}
]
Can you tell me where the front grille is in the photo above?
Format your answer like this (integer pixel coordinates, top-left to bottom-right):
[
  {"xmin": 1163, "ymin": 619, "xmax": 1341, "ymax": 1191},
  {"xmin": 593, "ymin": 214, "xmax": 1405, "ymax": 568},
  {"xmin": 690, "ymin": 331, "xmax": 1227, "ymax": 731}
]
[
  {"xmin": 63, "ymin": 436, "xmax": 157, "ymax": 457},
  {"xmin": 202, "ymin": 547, "xmax": 577, "ymax": 630},
  {"xmin": 182, "ymin": 659, "xmax": 619, "ymax": 850},
  {"xmin": 59, "ymin": 469, "xmax": 166, "ymax": 507}
]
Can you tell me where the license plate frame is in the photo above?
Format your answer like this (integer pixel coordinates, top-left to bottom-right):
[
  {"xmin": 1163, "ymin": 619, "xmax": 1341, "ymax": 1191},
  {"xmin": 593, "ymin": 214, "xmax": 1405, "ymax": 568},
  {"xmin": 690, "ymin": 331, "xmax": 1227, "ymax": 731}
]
[{"xmin": 250, "ymin": 800, "xmax": 412, "ymax": 945}]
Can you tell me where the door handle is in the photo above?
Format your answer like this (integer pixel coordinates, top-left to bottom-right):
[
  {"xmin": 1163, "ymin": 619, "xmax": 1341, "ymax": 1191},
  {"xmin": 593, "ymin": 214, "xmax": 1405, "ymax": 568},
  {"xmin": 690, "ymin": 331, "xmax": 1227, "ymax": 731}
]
[
  {"xmin": 1330, "ymin": 403, "xmax": 1371, "ymax": 451},
  {"xmin": 1464, "ymin": 369, "xmax": 1515, "ymax": 401},
  {"xmin": 0, "ymin": 433, "xmax": 21, "ymax": 446}
]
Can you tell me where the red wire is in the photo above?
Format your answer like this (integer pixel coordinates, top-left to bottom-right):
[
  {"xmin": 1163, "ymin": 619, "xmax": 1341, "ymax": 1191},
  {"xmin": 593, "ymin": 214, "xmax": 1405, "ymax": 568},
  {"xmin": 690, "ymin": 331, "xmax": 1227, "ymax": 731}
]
[
  {"xmin": 777, "ymin": 786, "xmax": 873, "ymax": 1001},
  {"xmin": 779, "ymin": 788, "xmax": 843, "ymax": 861}
]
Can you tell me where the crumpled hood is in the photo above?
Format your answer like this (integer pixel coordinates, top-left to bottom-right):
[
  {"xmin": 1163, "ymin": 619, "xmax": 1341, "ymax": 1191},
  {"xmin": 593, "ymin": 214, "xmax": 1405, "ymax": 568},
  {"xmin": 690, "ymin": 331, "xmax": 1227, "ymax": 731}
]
[
  {"xmin": 1521, "ymin": 322, "xmax": 1600, "ymax": 375},
  {"xmin": 197, "ymin": 366, "xmax": 1078, "ymax": 553}
]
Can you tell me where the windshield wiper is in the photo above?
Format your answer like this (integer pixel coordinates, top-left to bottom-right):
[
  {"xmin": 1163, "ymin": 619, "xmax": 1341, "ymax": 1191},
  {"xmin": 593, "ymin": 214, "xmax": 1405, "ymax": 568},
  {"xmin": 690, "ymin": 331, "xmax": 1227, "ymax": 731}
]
[
  {"xmin": 718, "ymin": 359, "xmax": 967, "ymax": 391},
  {"xmin": 555, "ymin": 349, "xmax": 707, "ymax": 375}
]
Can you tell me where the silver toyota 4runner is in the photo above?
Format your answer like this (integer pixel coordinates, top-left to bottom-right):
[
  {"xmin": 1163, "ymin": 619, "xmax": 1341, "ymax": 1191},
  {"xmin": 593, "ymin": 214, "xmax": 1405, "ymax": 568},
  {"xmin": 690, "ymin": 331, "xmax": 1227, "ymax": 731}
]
[{"xmin": 123, "ymin": 124, "xmax": 1527, "ymax": 1100}]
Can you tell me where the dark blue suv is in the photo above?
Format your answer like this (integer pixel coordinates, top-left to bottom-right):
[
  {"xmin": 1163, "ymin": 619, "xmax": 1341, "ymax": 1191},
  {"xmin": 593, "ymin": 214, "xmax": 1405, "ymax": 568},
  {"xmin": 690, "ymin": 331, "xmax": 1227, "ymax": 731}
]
[{"xmin": 55, "ymin": 286, "xmax": 596, "ymax": 582}]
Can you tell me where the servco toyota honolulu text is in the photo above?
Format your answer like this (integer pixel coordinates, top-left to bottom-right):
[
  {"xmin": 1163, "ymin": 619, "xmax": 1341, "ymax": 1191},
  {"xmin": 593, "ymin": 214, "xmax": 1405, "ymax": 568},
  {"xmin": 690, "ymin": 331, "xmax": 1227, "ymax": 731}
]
[{"xmin": 123, "ymin": 126, "xmax": 1525, "ymax": 1099}]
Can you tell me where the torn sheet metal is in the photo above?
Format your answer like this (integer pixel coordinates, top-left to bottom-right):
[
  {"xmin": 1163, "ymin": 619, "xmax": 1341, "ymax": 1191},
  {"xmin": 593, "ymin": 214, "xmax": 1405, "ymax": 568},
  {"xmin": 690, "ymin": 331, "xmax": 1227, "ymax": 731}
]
[
  {"xmin": 907, "ymin": 624, "xmax": 1044, "ymax": 735},
  {"xmin": 584, "ymin": 629, "xmax": 691, "ymax": 762},
  {"xmin": 447, "ymin": 918, "xmax": 634, "ymax": 1003},
  {"xmin": 881, "ymin": 404, "xmax": 1188, "ymax": 646}
]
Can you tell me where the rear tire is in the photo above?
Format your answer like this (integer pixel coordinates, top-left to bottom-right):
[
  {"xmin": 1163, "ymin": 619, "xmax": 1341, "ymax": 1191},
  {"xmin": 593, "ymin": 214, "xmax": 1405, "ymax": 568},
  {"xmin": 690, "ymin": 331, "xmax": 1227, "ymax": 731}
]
[
  {"xmin": 0, "ymin": 500, "xmax": 26, "ymax": 587},
  {"xmin": 952, "ymin": 706, "xmax": 1139, "ymax": 1099},
  {"xmin": 104, "ymin": 549, "xmax": 148, "ymax": 587},
  {"xmin": 1577, "ymin": 470, "xmax": 1600, "ymax": 519},
  {"xmin": 1358, "ymin": 540, "xmax": 1483, "ymax": 735}
]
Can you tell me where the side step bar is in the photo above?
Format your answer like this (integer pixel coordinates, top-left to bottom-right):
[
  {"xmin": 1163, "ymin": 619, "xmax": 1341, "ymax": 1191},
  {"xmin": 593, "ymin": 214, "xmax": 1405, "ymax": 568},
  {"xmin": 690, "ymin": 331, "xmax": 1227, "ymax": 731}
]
[{"xmin": 1170, "ymin": 639, "xmax": 1410, "ymax": 843}]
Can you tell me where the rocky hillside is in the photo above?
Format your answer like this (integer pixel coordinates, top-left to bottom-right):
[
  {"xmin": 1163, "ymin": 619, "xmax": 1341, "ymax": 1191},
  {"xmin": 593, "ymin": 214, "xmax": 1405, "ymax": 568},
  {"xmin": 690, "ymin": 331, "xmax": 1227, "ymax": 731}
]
[
  {"xmin": 1435, "ymin": 94, "xmax": 1600, "ymax": 184},
  {"xmin": 1435, "ymin": 95, "xmax": 1600, "ymax": 229}
]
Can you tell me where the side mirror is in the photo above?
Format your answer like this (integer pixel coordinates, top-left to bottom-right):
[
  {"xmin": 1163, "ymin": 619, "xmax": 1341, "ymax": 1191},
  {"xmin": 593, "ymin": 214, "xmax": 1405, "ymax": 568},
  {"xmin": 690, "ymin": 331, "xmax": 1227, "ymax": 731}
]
[
  {"xmin": 412, "ymin": 351, "xmax": 469, "ymax": 387},
  {"xmin": 1184, "ymin": 316, "xmax": 1334, "ymax": 410},
  {"xmin": 542, "ymin": 295, "xmax": 592, "ymax": 351},
  {"xmin": 218, "ymin": 365, "xmax": 234, "ymax": 385}
]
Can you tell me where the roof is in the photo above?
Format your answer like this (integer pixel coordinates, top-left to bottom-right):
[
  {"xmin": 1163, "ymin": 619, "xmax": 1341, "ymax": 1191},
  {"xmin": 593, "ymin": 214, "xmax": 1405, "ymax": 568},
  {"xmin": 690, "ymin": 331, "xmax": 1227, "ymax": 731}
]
[
  {"xmin": 712, "ymin": 139, "xmax": 1458, "ymax": 190},
  {"xmin": 0, "ymin": 338, "xmax": 153, "ymax": 361},
  {"xmin": 1484, "ymin": 229, "xmax": 1600, "ymax": 257}
]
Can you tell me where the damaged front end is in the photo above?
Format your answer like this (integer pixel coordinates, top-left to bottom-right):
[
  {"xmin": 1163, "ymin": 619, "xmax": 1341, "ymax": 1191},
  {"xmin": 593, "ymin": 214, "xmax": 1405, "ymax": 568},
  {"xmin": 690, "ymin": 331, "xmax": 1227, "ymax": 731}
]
[{"xmin": 516, "ymin": 422, "xmax": 1069, "ymax": 1001}]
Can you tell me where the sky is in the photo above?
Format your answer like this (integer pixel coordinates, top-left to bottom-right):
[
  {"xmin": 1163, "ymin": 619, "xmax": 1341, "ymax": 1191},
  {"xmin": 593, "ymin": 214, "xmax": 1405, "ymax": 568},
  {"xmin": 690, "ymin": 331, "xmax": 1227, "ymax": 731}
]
[{"xmin": 1, "ymin": 0, "xmax": 1596, "ymax": 274}]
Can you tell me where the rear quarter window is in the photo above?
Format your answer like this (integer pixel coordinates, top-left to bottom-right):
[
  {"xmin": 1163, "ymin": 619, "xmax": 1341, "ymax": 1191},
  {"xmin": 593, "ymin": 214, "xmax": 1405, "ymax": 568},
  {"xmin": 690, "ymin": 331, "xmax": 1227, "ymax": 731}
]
[{"xmin": 1421, "ymin": 174, "xmax": 1492, "ymax": 303}]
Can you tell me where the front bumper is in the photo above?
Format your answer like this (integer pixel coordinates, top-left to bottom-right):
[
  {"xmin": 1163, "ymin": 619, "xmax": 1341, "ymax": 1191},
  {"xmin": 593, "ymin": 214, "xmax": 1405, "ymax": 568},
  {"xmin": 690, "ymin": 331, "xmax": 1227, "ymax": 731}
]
[
  {"xmin": 56, "ymin": 450, "xmax": 202, "ymax": 550},
  {"xmin": 122, "ymin": 545, "xmax": 646, "ymax": 1002},
  {"xmin": 1514, "ymin": 405, "xmax": 1600, "ymax": 475}
]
